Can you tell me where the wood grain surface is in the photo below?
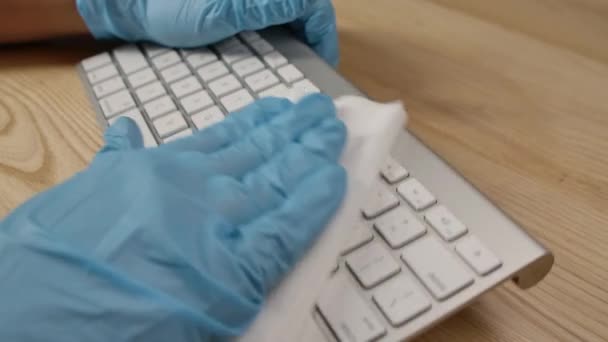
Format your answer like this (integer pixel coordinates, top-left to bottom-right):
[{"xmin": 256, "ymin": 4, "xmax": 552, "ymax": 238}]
[{"xmin": 1, "ymin": 0, "xmax": 607, "ymax": 341}]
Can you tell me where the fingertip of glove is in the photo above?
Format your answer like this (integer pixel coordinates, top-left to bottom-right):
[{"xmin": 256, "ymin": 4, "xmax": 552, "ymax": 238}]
[{"xmin": 294, "ymin": 93, "xmax": 336, "ymax": 117}]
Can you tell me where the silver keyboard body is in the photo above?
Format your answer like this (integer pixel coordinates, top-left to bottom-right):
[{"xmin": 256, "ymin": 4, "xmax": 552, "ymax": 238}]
[{"xmin": 77, "ymin": 27, "xmax": 553, "ymax": 341}]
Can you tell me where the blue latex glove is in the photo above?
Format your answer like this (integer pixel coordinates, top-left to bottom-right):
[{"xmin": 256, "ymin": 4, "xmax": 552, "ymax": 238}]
[
  {"xmin": 0, "ymin": 95, "xmax": 346, "ymax": 341},
  {"xmin": 76, "ymin": 0, "xmax": 339, "ymax": 66}
]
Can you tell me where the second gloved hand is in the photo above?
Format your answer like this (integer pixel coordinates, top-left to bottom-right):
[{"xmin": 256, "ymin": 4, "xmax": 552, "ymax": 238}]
[
  {"xmin": 0, "ymin": 95, "xmax": 346, "ymax": 341},
  {"xmin": 76, "ymin": 0, "xmax": 339, "ymax": 66}
]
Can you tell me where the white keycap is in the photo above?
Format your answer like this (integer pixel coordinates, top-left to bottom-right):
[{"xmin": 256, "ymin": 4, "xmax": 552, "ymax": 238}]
[
  {"xmin": 128, "ymin": 68, "xmax": 157, "ymax": 88},
  {"xmin": 170, "ymin": 76, "xmax": 202, "ymax": 98},
  {"xmin": 180, "ymin": 90, "xmax": 214, "ymax": 114},
  {"xmin": 214, "ymin": 37, "xmax": 242, "ymax": 53},
  {"xmin": 153, "ymin": 111, "xmax": 188, "ymax": 138},
  {"xmin": 109, "ymin": 109, "xmax": 157, "ymax": 147},
  {"xmin": 151, "ymin": 51, "xmax": 181, "ymax": 70},
  {"xmin": 160, "ymin": 62, "xmax": 191, "ymax": 84},
  {"xmin": 373, "ymin": 275, "xmax": 431, "ymax": 326},
  {"xmin": 346, "ymin": 242, "xmax": 401, "ymax": 289},
  {"xmin": 362, "ymin": 185, "xmax": 400, "ymax": 219},
  {"xmin": 197, "ymin": 61, "xmax": 229, "ymax": 82},
  {"xmin": 455, "ymin": 235, "xmax": 502, "ymax": 276},
  {"xmin": 113, "ymin": 45, "xmax": 148, "ymax": 74},
  {"xmin": 87, "ymin": 64, "xmax": 118, "ymax": 84},
  {"xmin": 381, "ymin": 157, "xmax": 409, "ymax": 184},
  {"xmin": 163, "ymin": 128, "xmax": 193, "ymax": 143},
  {"xmin": 220, "ymin": 45, "xmax": 253, "ymax": 65},
  {"xmin": 82, "ymin": 52, "xmax": 111, "ymax": 71},
  {"xmin": 374, "ymin": 206, "xmax": 426, "ymax": 249},
  {"xmin": 402, "ymin": 237, "xmax": 474, "ymax": 300},
  {"xmin": 93, "ymin": 76, "xmax": 125, "ymax": 98},
  {"xmin": 317, "ymin": 275, "xmax": 386, "ymax": 342},
  {"xmin": 143, "ymin": 44, "xmax": 170, "ymax": 58},
  {"xmin": 249, "ymin": 38, "xmax": 274, "ymax": 55},
  {"xmin": 277, "ymin": 64, "xmax": 304, "ymax": 83},
  {"xmin": 257, "ymin": 83, "xmax": 290, "ymax": 99},
  {"xmin": 135, "ymin": 81, "xmax": 166, "ymax": 104},
  {"xmin": 341, "ymin": 222, "xmax": 374, "ymax": 256},
  {"xmin": 208, "ymin": 74, "xmax": 241, "ymax": 97},
  {"xmin": 245, "ymin": 69, "xmax": 279, "ymax": 92},
  {"xmin": 144, "ymin": 96, "xmax": 176, "ymax": 119},
  {"xmin": 239, "ymin": 31, "xmax": 261, "ymax": 43},
  {"xmin": 100, "ymin": 90, "xmax": 136, "ymax": 118},
  {"xmin": 220, "ymin": 89, "xmax": 254, "ymax": 112},
  {"xmin": 424, "ymin": 205, "xmax": 468, "ymax": 241},
  {"xmin": 397, "ymin": 178, "xmax": 437, "ymax": 211},
  {"xmin": 191, "ymin": 106, "xmax": 224, "ymax": 130},
  {"xmin": 263, "ymin": 51, "xmax": 287, "ymax": 69},
  {"xmin": 232, "ymin": 56, "xmax": 265, "ymax": 77},
  {"xmin": 186, "ymin": 49, "xmax": 218, "ymax": 69},
  {"xmin": 292, "ymin": 79, "xmax": 320, "ymax": 96}
]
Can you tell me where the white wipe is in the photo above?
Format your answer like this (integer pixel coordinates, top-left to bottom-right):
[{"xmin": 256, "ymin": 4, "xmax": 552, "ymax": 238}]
[{"xmin": 239, "ymin": 95, "xmax": 407, "ymax": 341}]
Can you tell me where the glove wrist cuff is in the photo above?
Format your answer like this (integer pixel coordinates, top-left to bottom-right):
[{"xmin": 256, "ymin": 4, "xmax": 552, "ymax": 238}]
[{"xmin": 75, "ymin": 0, "xmax": 114, "ymax": 39}]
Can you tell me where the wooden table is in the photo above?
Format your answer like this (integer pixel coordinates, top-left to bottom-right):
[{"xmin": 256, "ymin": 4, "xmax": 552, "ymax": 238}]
[{"xmin": 1, "ymin": 0, "xmax": 607, "ymax": 341}]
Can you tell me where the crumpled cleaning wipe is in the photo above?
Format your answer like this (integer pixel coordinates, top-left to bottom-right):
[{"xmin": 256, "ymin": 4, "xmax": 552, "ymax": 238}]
[{"xmin": 239, "ymin": 95, "xmax": 407, "ymax": 341}]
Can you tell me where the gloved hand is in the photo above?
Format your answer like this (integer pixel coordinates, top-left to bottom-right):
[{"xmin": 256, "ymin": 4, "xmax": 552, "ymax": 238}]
[
  {"xmin": 76, "ymin": 0, "xmax": 339, "ymax": 66},
  {"xmin": 0, "ymin": 94, "xmax": 347, "ymax": 341}
]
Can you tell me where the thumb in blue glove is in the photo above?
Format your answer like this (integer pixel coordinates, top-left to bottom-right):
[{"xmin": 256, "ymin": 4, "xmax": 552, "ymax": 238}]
[
  {"xmin": 0, "ymin": 94, "xmax": 347, "ymax": 341},
  {"xmin": 77, "ymin": 0, "xmax": 339, "ymax": 66}
]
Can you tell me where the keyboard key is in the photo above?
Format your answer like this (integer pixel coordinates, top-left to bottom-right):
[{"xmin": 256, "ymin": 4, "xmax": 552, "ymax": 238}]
[
  {"xmin": 239, "ymin": 31, "xmax": 261, "ymax": 43},
  {"xmin": 220, "ymin": 89, "xmax": 254, "ymax": 112},
  {"xmin": 93, "ymin": 76, "xmax": 125, "ymax": 98},
  {"xmin": 142, "ymin": 43, "xmax": 170, "ymax": 58},
  {"xmin": 381, "ymin": 157, "xmax": 409, "ymax": 184},
  {"xmin": 151, "ymin": 51, "xmax": 181, "ymax": 70},
  {"xmin": 340, "ymin": 222, "xmax": 374, "ymax": 256},
  {"xmin": 170, "ymin": 76, "xmax": 202, "ymax": 98},
  {"xmin": 113, "ymin": 45, "xmax": 148, "ymax": 74},
  {"xmin": 135, "ymin": 81, "xmax": 166, "ymax": 104},
  {"xmin": 374, "ymin": 206, "xmax": 426, "ymax": 249},
  {"xmin": 245, "ymin": 69, "xmax": 279, "ymax": 92},
  {"xmin": 197, "ymin": 61, "xmax": 229, "ymax": 82},
  {"xmin": 144, "ymin": 96, "xmax": 176, "ymax": 119},
  {"xmin": 346, "ymin": 242, "xmax": 400, "ymax": 289},
  {"xmin": 128, "ymin": 68, "xmax": 157, "ymax": 88},
  {"xmin": 455, "ymin": 235, "xmax": 502, "ymax": 276},
  {"xmin": 277, "ymin": 64, "xmax": 304, "ymax": 83},
  {"xmin": 208, "ymin": 74, "xmax": 241, "ymax": 97},
  {"xmin": 87, "ymin": 64, "xmax": 118, "ymax": 84},
  {"xmin": 186, "ymin": 49, "xmax": 218, "ymax": 68},
  {"xmin": 249, "ymin": 38, "xmax": 274, "ymax": 55},
  {"xmin": 362, "ymin": 185, "xmax": 400, "ymax": 219},
  {"xmin": 153, "ymin": 111, "xmax": 188, "ymax": 138},
  {"xmin": 214, "ymin": 37, "xmax": 243, "ymax": 53},
  {"xmin": 373, "ymin": 274, "xmax": 431, "ymax": 326},
  {"xmin": 100, "ymin": 90, "xmax": 136, "ymax": 118},
  {"xmin": 397, "ymin": 178, "xmax": 437, "ymax": 211},
  {"xmin": 109, "ymin": 108, "xmax": 157, "ymax": 147},
  {"xmin": 257, "ymin": 83, "xmax": 290, "ymax": 99},
  {"xmin": 232, "ymin": 56, "xmax": 265, "ymax": 77},
  {"xmin": 180, "ymin": 90, "xmax": 214, "ymax": 115},
  {"xmin": 160, "ymin": 62, "xmax": 191, "ymax": 84},
  {"xmin": 292, "ymin": 79, "xmax": 320, "ymax": 96},
  {"xmin": 402, "ymin": 237, "xmax": 474, "ymax": 300},
  {"xmin": 163, "ymin": 128, "xmax": 193, "ymax": 143},
  {"xmin": 424, "ymin": 205, "xmax": 468, "ymax": 241},
  {"xmin": 82, "ymin": 52, "xmax": 111, "ymax": 71},
  {"xmin": 317, "ymin": 275, "xmax": 386, "ymax": 342},
  {"xmin": 263, "ymin": 51, "xmax": 287, "ymax": 69},
  {"xmin": 191, "ymin": 106, "xmax": 224, "ymax": 130},
  {"xmin": 220, "ymin": 45, "xmax": 253, "ymax": 65}
]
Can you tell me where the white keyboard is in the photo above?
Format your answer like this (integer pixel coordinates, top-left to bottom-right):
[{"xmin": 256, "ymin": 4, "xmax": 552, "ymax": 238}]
[{"xmin": 78, "ymin": 28, "xmax": 553, "ymax": 341}]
